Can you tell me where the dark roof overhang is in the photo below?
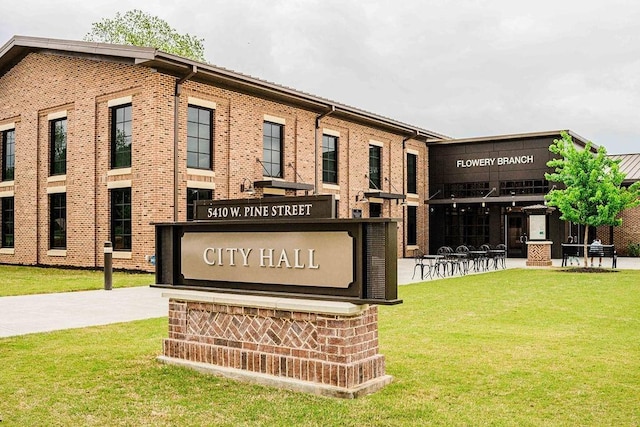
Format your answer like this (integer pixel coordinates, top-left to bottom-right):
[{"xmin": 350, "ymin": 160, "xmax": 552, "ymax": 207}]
[
  {"xmin": 253, "ymin": 180, "xmax": 314, "ymax": 192},
  {"xmin": 364, "ymin": 190, "xmax": 406, "ymax": 200}
]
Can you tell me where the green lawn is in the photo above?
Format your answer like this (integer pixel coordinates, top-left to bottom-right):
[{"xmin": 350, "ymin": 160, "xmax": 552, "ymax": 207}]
[
  {"xmin": 1, "ymin": 269, "xmax": 638, "ymax": 426},
  {"xmin": 0, "ymin": 265, "xmax": 154, "ymax": 296}
]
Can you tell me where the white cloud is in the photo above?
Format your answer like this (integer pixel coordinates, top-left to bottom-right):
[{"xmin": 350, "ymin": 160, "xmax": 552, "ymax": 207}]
[{"xmin": 1, "ymin": 0, "xmax": 639, "ymax": 153}]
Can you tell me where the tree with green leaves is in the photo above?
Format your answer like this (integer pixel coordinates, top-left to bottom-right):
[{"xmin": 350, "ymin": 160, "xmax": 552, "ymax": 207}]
[
  {"xmin": 84, "ymin": 9, "xmax": 206, "ymax": 62},
  {"xmin": 545, "ymin": 131, "xmax": 640, "ymax": 267}
]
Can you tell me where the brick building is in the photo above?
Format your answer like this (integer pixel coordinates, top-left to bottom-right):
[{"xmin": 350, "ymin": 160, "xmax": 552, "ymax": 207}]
[
  {"xmin": 0, "ymin": 36, "xmax": 445, "ymax": 271},
  {"xmin": 598, "ymin": 153, "xmax": 640, "ymax": 254},
  {"xmin": 1, "ymin": 36, "xmax": 639, "ymax": 272}
]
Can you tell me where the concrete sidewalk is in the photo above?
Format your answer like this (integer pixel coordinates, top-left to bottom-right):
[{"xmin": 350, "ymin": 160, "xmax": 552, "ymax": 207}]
[
  {"xmin": 1, "ymin": 257, "xmax": 638, "ymax": 338},
  {"xmin": 0, "ymin": 286, "xmax": 166, "ymax": 338}
]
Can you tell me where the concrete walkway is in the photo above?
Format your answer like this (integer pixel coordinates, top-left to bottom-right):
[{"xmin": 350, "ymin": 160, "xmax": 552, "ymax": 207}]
[
  {"xmin": 0, "ymin": 286, "xmax": 166, "ymax": 338},
  {"xmin": 1, "ymin": 257, "xmax": 638, "ymax": 338}
]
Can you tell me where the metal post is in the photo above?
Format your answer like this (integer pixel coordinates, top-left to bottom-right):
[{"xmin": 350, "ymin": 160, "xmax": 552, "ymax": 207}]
[{"xmin": 104, "ymin": 241, "xmax": 113, "ymax": 290}]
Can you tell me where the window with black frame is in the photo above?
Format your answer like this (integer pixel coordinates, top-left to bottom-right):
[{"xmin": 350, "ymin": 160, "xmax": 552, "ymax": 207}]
[
  {"xmin": 263, "ymin": 121, "xmax": 283, "ymax": 178},
  {"xmin": 1, "ymin": 197, "xmax": 14, "ymax": 248},
  {"xmin": 187, "ymin": 105, "xmax": 213, "ymax": 169},
  {"xmin": 322, "ymin": 134, "xmax": 338, "ymax": 184},
  {"xmin": 187, "ymin": 188, "xmax": 213, "ymax": 221},
  {"xmin": 111, "ymin": 188, "xmax": 131, "ymax": 251},
  {"xmin": 110, "ymin": 104, "xmax": 132, "ymax": 169},
  {"xmin": 407, "ymin": 205, "xmax": 417, "ymax": 245},
  {"xmin": 50, "ymin": 118, "xmax": 67, "ymax": 176},
  {"xmin": 50, "ymin": 193, "xmax": 66, "ymax": 249},
  {"xmin": 2, "ymin": 129, "xmax": 15, "ymax": 181},
  {"xmin": 407, "ymin": 153, "xmax": 417, "ymax": 194},
  {"xmin": 369, "ymin": 145, "xmax": 381, "ymax": 189},
  {"xmin": 369, "ymin": 203, "xmax": 382, "ymax": 218}
]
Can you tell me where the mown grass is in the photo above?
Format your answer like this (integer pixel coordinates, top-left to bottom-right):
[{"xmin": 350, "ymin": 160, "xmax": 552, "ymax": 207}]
[
  {"xmin": 0, "ymin": 265, "xmax": 154, "ymax": 296},
  {"xmin": 0, "ymin": 269, "xmax": 638, "ymax": 426}
]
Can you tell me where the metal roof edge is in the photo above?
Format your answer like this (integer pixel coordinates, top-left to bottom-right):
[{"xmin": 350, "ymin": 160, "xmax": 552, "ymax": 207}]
[
  {"xmin": 429, "ymin": 129, "xmax": 596, "ymax": 150},
  {"xmin": 1, "ymin": 35, "xmax": 445, "ymax": 141}
]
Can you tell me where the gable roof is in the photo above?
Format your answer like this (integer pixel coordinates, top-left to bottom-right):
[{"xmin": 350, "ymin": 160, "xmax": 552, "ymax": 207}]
[
  {"xmin": 610, "ymin": 153, "xmax": 640, "ymax": 182},
  {"xmin": 0, "ymin": 35, "xmax": 447, "ymax": 141}
]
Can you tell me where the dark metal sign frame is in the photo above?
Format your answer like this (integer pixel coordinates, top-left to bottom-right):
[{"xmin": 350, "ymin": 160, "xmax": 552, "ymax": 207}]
[
  {"xmin": 194, "ymin": 195, "xmax": 335, "ymax": 221},
  {"xmin": 152, "ymin": 218, "xmax": 400, "ymax": 305}
]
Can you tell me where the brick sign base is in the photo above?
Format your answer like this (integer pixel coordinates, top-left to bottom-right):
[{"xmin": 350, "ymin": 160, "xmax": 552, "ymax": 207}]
[
  {"xmin": 158, "ymin": 290, "xmax": 393, "ymax": 398},
  {"xmin": 526, "ymin": 241, "xmax": 553, "ymax": 266}
]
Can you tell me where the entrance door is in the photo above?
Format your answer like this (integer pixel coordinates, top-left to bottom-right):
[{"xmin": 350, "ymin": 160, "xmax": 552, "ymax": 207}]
[{"xmin": 507, "ymin": 214, "xmax": 527, "ymax": 257}]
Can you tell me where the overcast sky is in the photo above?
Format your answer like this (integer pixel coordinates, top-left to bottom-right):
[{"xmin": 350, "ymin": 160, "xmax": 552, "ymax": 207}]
[{"xmin": 1, "ymin": 0, "xmax": 638, "ymax": 154}]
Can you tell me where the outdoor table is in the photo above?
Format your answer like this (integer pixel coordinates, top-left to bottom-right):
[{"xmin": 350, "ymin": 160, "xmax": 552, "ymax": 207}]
[
  {"xmin": 487, "ymin": 249, "xmax": 506, "ymax": 270},
  {"xmin": 450, "ymin": 252, "xmax": 469, "ymax": 275},
  {"xmin": 468, "ymin": 250, "xmax": 488, "ymax": 271},
  {"xmin": 423, "ymin": 254, "xmax": 444, "ymax": 278}
]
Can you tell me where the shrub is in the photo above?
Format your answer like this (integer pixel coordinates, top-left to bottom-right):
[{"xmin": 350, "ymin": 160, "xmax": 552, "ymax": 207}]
[{"xmin": 627, "ymin": 242, "xmax": 640, "ymax": 257}]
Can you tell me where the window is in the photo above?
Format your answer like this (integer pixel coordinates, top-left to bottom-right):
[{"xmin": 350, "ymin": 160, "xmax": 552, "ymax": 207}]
[
  {"xmin": 445, "ymin": 182, "xmax": 490, "ymax": 198},
  {"xmin": 407, "ymin": 153, "xmax": 417, "ymax": 194},
  {"xmin": 1, "ymin": 197, "xmax": 14, "ymax": 248},
  {"xmin": 499, "ymin": 180, "xmax": 549, "ymax": 195},
  {"xmin": 263, "ymin": 121, "xmax": 283, "ymax": 178},
  {"xmin": 111, "ymin": 188, "xmax": 131, "ymax": 251},
  {"xmin": 111, "ymin": 104, "xmax": 132, "ymax": 169},
  {"xmin": 187, "ymin": 188, "xmax": 213, "ymax": 221},
  {"xmin": 187, "ymin": 105, "xmax": 213, "ymax": 169},
  {"xmin": 369, "ymin": 203, "xmax": 382, "ymax": 218},
  {"xmin": 322, "ymin": 134, "xmax": 338, "ymax": 184},
  {"xmin": 50, "ymin": 193, "xmax": 66, "ymax": 249},
  {"xmin": 50, "ymin": 118, "xmax": 67, "ymax": 175},
  {"xmin": 369, "ymin": 145, "xmax": 381, "ymax": 189},
  {"xmin": 407, "ymin": 205, "xmax": 417, "ymax": 246},
  {"xmin": 2, "ymin": 129, "xmax": 15, "ymax": 181}
]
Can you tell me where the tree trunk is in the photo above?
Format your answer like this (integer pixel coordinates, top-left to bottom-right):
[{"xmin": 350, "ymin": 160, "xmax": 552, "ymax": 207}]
[{"xmin": 583, "ymin": 226, "xmax": 589, "ymax": 268}]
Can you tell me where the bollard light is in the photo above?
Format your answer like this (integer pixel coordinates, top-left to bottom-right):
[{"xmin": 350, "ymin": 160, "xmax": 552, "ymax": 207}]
[{"xmin": 104, "ymin": 241, "xmax": 113, "ymax": 290}]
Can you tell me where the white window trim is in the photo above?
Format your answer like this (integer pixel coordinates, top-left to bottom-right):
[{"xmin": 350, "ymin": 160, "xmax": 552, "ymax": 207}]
[
  {"xmin": 47, "ymin": 186, "xmax": 66, "ymax": 194},
  {"xmin": 187, "ymin": 180, "xmax": 216, "ymax": 190},
  {"xmin": 264, "ymin": 114, "xmax": 286, "ymax": 125},
  {"xmin": 107, "ymin": 168, "xmax": 132, "ymax": 176},
  {"xmin": 0, "ymin": 122, "xmax": 15, "ymax": 132},
  {"xmin": 47, "ymin": 175, "xmax": 67, "ymax": 183},
  {"xmin": 107, "ymin": 95, "xmax": 132, "ymax": 107},
  {"xmin": 186, "ymin": 168, "xmax": 215, "ymax": 178},
  {"xmin": 323, "ymin": 128, "xmax": 340, "ymax": 137},
  {"xmin": 0, "ymin": 190, "xmax": 14, "ymax": 198},
  {"xmin": 407, "ymin": 148, "xmax": 419, "ymax": 156},
  {"xmin": 112, "ymin": 251, "xmax": 132, "ymax": 259},
  {"xmin": 0, "ymin": 248, "xmax": 15, "ymax": 255},
  {"xmin": 369, "ymin": 140, "xmax": 384, "ymax": 148},
  {"xmin": 188, "ymin": 97, "xmax": 217, "ymax": 110},
  {"xmin": 107, "ymin": 180, "xmax": 132, "ymax": 189},
  {"xmin": 322, "ymin": 183, "xmax": 340, "ymax": 191},
  {"xmin": 47, "ymin": 110, "xmax": 67, "ymax": 121},
  {"xmin": 47, "ymin": 249, "xmax": 67, "ymax": 257},
  {"xmin": 406, "ymin": 200, "xmax": 420, "ymax": 207}
]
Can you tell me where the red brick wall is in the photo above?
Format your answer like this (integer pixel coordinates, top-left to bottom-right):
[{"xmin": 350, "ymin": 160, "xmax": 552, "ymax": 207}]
[
  {"xmin": 608, "ymin": 205, "xmax": 640, "ymax": 255},
  {"xmin": 163, "ymin": 298, "xmax": 386, "ymax": 390},
  {"xmin": 0, "ymin": 51, "xmax": 429, "ymax": 271}
]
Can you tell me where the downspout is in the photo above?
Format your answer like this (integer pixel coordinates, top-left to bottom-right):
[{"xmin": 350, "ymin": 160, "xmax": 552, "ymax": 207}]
[
  {"xmin": 35, "ymin": 116, "xmax": 40, "ymax": 265},
  {"xmin": 402, "ymin": 132, "xmax": 418, "ymax": 257},
  {"xmin": 314, "ymin": 105, "xmax": 335, "ymax": 195},
  {"xmin": 173, "ymin": 65, "xmax": 197, "ymax": 221}
]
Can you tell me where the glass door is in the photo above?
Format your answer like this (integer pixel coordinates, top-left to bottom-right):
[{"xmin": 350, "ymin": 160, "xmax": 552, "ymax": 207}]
[{"xmin": 507, "ymin": 213, "xmax": 527, "ymax": 257}]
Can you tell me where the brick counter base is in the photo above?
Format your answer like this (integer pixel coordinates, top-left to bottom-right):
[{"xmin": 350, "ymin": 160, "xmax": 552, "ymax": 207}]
[
  {"xmin": 526, "ymin": 241, "xmax": 553, "ymax": 267},
  {"xmin": 158, "ymin": 290, "xmax": 393, "ymax": 398}
]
